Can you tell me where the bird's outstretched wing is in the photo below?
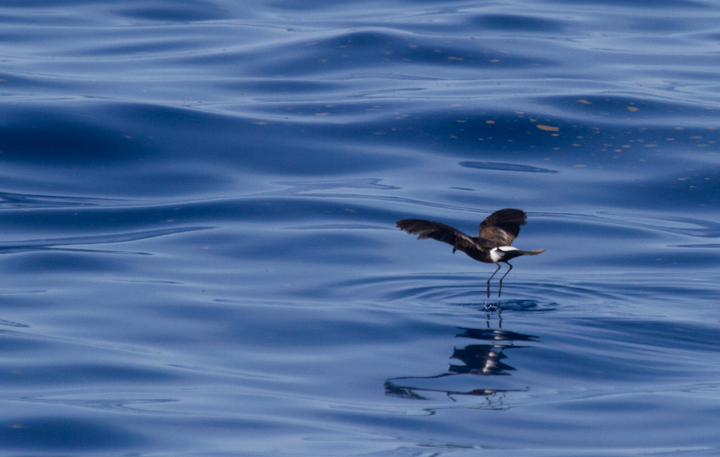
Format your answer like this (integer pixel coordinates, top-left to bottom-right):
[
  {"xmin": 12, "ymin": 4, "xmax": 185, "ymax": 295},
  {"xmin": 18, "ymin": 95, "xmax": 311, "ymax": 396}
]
[
  {"xmin": 478, "ymin": 208, "xmax": 527, "ymax": 247},
  {"xmin": 396, "ymin": 219, "xmax": 477, "ymax": 252}
]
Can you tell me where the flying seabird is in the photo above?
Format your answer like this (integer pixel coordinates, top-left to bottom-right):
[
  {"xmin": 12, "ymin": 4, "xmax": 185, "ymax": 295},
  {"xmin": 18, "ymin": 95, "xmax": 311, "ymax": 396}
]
[{"xmin": 397, "ymin": 208, "xmax": 545, "ymax": 298}]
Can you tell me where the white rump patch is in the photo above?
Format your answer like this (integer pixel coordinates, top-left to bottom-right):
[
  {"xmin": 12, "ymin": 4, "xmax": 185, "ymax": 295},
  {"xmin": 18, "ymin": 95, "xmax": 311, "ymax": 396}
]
[{"xmin": 490, "ymin": 246, "xmax": 518, "ymax": 262}]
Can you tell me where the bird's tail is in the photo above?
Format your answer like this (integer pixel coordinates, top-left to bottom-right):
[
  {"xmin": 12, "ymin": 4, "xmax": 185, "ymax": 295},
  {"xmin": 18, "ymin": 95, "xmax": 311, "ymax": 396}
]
[{"xmin": 520, "ymin": 248, "xmax": 545, "ymax": 256}]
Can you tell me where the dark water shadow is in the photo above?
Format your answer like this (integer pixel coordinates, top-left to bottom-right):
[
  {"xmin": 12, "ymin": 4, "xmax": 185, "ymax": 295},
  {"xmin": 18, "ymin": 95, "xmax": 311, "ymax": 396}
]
[
  {"xmin": 0, "ymin": 226, "xmax": 210, "ymax": 255},
  {"xmin": 459, "ymin": 161, "xmax": 559, "ymax": 174},
  {"xmin": 0, "ymin": 417, "xmax": 148, "ymax": 451},
  {"xmin": 0, "ymin": 191, "xmax": 122, "ymax": 209}
]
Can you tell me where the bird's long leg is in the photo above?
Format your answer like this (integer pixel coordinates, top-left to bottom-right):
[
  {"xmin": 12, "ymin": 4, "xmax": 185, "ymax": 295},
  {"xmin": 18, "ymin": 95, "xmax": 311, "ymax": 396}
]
[
  {"xmin": 498, "ymin": 262, "xmax": 513, "ymax": 297},
  {"xmin": 487, "ymin": 263, "xmax": 502, "ymax": 298}
]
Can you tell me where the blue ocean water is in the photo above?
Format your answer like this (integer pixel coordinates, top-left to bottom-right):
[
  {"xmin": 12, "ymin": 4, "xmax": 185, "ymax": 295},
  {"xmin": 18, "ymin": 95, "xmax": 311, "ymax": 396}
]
[{"xmin": 1, "ymin": 0, "xmax": 719, "ymax": 455}]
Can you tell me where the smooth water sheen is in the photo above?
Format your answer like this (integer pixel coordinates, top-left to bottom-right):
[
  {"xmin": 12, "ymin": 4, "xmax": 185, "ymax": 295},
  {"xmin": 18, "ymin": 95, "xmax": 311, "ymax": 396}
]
[{"xmin": 1, "ymin": 0, "xmax": 720, "ymax": 455}]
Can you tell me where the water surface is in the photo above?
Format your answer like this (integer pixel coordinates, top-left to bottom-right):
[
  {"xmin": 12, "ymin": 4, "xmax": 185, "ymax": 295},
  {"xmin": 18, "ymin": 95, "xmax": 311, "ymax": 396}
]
[{"xmin": 1, "ymin": 0, "xmax": 719, "ymax": 455}]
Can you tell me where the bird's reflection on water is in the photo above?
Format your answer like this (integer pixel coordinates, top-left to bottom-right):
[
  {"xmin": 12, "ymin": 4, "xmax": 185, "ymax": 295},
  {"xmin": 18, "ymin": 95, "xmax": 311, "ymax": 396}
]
[{"xmin": 385, "ymin": 305, "xmax": 538, "ymax": 405}]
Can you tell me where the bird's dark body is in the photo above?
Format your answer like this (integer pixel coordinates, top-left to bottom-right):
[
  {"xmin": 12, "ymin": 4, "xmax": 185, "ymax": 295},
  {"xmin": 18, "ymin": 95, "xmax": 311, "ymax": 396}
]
[{"xmin": 396, "ymin": 208, "xmax": 544, "ymax": 297}]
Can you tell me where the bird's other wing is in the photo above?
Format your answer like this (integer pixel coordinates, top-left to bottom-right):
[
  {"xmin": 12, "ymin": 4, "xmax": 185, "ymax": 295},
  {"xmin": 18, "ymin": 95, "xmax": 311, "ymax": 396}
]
[
  {"xmin": 478, "ymin": 208, "xmax": 527, "ymax": 247},
  {"xmin": 396, "ymin": 219, "xmax": 476, "ymax": 252}
]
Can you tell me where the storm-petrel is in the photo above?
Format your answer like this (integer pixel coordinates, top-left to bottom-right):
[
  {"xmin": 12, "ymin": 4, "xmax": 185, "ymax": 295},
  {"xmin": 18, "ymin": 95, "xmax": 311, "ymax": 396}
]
[{"xmin": 397, "ymin": 208, "xmax": 545, "ymax": 298}]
